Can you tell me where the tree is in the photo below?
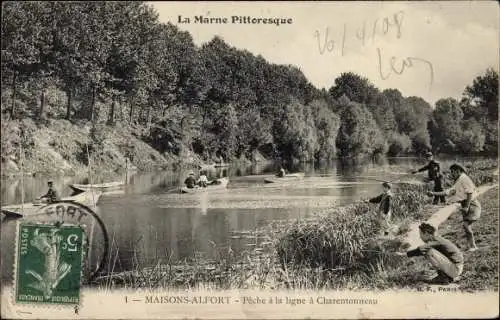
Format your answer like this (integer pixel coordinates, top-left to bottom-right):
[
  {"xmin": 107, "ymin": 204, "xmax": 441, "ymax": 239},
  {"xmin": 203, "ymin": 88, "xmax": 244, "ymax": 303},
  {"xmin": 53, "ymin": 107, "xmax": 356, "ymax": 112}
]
[
  {"xmin": 329, "ymin": 72, "xmax": 379, "ymax": 105},
  {"xmin": 235, "ymin": 106, "xmax": 272, "ymax": 159},
  {"xmin": 463, "ymin": 68, "xmax": 498, "ymax": 121},
  {"xmin": 1, "ymin": 2, "xmax": 52, "ymax": 118},
  {"xmin": 308, "ymin": 99, "xmax": 340, "ymax": 161},
  {"xmin": 455, "ymin": 119, "xmax": 485, "ymax": 154},
  {"xmin": 430, "ymin": 98, "xmax": 464, "ymax": 153},
  {"xmin": 199, "ymin": 103, "xmax": 238, "ymax": 160},
  {"xmin": 335, "ymin": 96, "xmax": 387, "ymax": 158},
  {"xmin": 387, "ymin": 132, "xmax": 412, "ymax": 156},
  {"xmin": 273, "ymin": 100, "xmax": 319, "ymax": 161},
  {"xmin": 461, "ymin": 68, "xmax": 498, "ymax": 155}
]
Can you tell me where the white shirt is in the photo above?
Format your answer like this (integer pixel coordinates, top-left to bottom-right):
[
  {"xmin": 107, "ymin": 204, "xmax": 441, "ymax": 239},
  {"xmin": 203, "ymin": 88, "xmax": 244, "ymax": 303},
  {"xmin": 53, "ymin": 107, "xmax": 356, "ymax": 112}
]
[
  {"xmin": 199, "ymin": 175, "xmax": 208, "ymax": 183},
  {"xmin": 446, "ymin": 173, "xmax": 478, "ymax": 203}
]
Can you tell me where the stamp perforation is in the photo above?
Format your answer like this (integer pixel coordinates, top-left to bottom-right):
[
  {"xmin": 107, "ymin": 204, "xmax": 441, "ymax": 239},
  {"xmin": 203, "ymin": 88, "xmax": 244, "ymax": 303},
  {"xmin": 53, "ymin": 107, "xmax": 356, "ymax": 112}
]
[{"xmin": 10, "ymin": 221, "xmax": 86, "ymax": 312}]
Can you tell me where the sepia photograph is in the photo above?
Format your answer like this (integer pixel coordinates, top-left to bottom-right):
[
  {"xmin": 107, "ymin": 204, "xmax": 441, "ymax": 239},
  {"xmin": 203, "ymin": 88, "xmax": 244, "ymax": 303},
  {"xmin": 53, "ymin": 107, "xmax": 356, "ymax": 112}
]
[{"xmin": 1, "ymin": 1, "xmax": 498, "ymax": 319}]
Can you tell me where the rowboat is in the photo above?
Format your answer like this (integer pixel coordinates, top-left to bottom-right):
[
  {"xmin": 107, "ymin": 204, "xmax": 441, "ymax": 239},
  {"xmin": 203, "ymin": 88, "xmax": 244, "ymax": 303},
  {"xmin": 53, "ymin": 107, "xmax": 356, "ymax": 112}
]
[
  {"xmin": 70, "ymin": 181, "xmax": 125, "ymax": 192},
  {"xmin": 198, "ymin": 163, "xmax": 216, "ymax": 170},
  {"xmin": 264, "ymin": 173, "xmax": 305, "ymax": 184},
  {"xmin": 180, "ymin": 177, "xmax": 229, "ymax": 194},
  {"xmin": 1, "ymin": 190, "xmax": 102, "ymax": 218},
  {"xmin": 214, "ymin": 163, "xmax": 230, "ymax": 168}
]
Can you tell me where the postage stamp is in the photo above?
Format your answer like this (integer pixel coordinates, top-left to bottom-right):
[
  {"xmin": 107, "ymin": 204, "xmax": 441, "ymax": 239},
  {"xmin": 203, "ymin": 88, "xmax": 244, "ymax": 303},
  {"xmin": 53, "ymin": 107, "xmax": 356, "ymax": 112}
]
[{"xmin": 14, "ymin": 222, "xmax": 86, "ymax": 306}]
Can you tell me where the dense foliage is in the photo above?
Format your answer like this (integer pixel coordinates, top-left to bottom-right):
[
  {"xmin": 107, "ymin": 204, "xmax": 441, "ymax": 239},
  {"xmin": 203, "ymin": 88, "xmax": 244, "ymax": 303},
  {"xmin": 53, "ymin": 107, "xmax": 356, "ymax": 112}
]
[{"xmin": 1, "ymin": 2, "xmax": 498, "ymax": 166}]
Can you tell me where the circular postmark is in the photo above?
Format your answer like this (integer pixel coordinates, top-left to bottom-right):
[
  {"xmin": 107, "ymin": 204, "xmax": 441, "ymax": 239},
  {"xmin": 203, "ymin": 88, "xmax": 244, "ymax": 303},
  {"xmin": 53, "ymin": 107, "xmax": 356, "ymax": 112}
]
[{"xmin": 30, "ymin": 201, "xmax": 109, "ymax": 283}]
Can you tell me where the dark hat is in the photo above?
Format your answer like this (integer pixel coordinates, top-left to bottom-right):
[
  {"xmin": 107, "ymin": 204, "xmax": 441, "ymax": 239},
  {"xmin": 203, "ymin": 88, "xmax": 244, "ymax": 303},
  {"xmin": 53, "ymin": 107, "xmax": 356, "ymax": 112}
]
[
  {"xmin": 449, "ymin": 163, "xmax": 466, "ymax": 173},
  {"xmin": 382, "ymin": 182, "xmax": 391, "ymax": 189},
  {"xmin": 48, "ymin": 180, "xmax": 53, "ymax": 184},
  {"xmin": 425, "ymin": 152, "xmax": 433, "ymax": 158},
  {"xmin": 418, "ymin": 222, "xmax": 436, "ymax": 234}
]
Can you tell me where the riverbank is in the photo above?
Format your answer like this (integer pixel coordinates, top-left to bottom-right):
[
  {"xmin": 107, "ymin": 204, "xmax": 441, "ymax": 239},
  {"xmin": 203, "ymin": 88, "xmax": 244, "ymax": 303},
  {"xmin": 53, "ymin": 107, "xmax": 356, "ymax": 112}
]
[
  {"xmin": 432, "ymin": 186, "xmax": 498, "ymax": 291},
  {"xmin": 1, "ymin": 118, "xmax": 271, "ymax": 180},
  {"xmin": 378, "ymin": 185, "xmax": 499, "ymax": 291},
  {"xmin": 92, "ymin": 160, "xmax": 498, "ymax": 291}
]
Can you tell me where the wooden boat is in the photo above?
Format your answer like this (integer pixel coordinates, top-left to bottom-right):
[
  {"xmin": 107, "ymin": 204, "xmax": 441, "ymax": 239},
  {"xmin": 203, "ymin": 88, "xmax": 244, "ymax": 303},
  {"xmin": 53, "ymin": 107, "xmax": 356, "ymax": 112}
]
[
  {"xmin": 264, "ymin": 173, "xmax": 305, "ymax": 184},
  {"xmin": 214, "ymin": 163, "xmax": 230, "ymax": 168},
  {"xmin": 1, "ymin": 190, "xmax": 102, "ymax": 218},
  {"xmin": 180, "ymin": 177, "xmax": 229, "ymax": 194},
  {"xmin": 198, "ymin": 163, "xmax": 216, "ymax": 171},
  {"xmin": 70, "ymin": 181, "xmax": 125, "ymax": 192}
]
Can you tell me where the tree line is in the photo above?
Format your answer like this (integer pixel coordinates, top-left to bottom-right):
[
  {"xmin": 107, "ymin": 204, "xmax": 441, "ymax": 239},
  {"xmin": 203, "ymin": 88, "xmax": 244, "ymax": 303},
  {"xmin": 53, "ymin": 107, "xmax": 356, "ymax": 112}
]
[{"xmin": 1, "ymin": 2, "xmax": 498, "ymax": 164}]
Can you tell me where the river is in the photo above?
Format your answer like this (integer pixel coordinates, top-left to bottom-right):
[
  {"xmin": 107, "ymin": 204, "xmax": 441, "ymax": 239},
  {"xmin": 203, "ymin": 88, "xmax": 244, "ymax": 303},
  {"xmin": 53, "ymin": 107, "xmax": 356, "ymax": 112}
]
[{"xmin": 0, "ymin": 157, "xmax": 449, "ymax": 283}]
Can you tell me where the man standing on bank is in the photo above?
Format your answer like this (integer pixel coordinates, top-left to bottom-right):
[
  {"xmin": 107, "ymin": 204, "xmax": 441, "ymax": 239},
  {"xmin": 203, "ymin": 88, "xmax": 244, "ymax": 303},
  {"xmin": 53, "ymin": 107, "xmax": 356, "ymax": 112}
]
[
  {"xmin": 412, "ymin": 151, "xmax": 446, "ymax": 205},
  {"xmin": 427, "ymin": 164, "xmax": 480, "ymax": 252}
]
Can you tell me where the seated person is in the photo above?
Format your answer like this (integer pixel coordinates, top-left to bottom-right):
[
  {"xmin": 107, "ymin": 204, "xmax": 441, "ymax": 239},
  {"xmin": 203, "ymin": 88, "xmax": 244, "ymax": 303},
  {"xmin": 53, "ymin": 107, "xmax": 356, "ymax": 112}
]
[
  {"xmin": 39, "ymin": 181, "xmax": 60, "ymax": 203},
  {"xmin": 198, "ymin": 171, "xmax": 208, "ymax": 187},
  {"xmin": 276, "ymin": 166, "xmax": 286, "ymax": 178},
  {"xmin": 184, "ymin": 172, "xmax": 197, "ymax": 189}
]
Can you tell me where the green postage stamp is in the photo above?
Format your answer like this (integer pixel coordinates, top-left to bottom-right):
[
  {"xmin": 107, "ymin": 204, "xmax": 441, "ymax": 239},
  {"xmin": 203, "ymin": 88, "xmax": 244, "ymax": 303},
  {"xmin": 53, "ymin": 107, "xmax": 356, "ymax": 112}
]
[{"xmin": 14, "ymin": 222, "xmax": 86, "ymax": 306}]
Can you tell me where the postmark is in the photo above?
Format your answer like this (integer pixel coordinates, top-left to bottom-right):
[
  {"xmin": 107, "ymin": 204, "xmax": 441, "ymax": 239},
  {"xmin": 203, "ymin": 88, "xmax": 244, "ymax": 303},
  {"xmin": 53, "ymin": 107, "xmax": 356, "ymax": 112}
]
[
  {"xmin": 31, "ymin": 201, "xmax": 109, "ymax": 282},
  {"xmin": 14, "ymin": 222, "xmax": 86, "ymax": 306}
]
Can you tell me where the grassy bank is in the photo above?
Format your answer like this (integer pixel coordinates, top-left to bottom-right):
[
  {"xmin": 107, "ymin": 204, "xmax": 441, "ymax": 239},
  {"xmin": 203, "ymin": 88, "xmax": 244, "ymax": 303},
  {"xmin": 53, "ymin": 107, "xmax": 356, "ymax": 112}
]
[
  {"xmin": 377, "ymin": 186, "xmax": 499, "ymax": 291},
  {"xmin": 438, "ymin": 186, "xmax": 499, "ymax": 291},
  {"xmin": 0, "ymin": 118, "xmax": 202, "ymax": 179}
]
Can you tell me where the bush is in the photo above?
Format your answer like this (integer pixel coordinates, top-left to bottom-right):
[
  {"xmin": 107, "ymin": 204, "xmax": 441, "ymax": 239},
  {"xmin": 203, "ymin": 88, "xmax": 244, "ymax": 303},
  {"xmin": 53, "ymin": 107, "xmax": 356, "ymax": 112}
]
[{"xmin": 387, "ymin": 132, "xmax": 412, "ymax": 156}]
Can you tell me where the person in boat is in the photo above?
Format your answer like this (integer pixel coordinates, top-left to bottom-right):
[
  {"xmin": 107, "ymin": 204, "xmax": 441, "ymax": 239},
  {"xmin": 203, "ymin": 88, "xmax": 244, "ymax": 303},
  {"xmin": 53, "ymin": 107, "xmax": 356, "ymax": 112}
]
[
  {"xmin": 184, "ymin": 172, "xmax": 197, "ymax": 189},
  {"xmin": 427, "ymin": 164, "xmax": 481, "ymax": 251},
  {"xmin": 276, "ymin": 165, "xmax": 286, "ymax": 178},
  {"xmin": 412, "ymin": 151, "xmax": 445, "ymax": 205},
  {"xmin": 395, "ymin": 222, "xmax": 463, "ymax": 285},
  {"xmin": 198, "ymin": 170, "xmax": 209, "ymax": 188},
  {"xmin": 39, "ymin": 181, "xmax": 60, "ymax": 203},
  {"xmin": 366, "ymin": 181, "xmax": 393, "ymax": 236}
]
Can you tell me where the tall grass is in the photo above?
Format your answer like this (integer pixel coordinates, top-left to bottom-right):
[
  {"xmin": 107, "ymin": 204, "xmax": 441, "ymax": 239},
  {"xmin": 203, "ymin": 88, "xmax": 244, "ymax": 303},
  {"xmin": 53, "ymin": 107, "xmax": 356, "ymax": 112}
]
[{"xmin": 275, "ymin": 183, "xmax": 427, "ymax": 274}]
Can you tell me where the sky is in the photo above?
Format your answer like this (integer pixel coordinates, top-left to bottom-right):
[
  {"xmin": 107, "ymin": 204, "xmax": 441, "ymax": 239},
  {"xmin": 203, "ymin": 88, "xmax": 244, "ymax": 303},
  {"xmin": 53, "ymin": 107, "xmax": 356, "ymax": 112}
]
[{"xmin": 149, "ymin": 1, "xmax": 499, "ymax": 106}]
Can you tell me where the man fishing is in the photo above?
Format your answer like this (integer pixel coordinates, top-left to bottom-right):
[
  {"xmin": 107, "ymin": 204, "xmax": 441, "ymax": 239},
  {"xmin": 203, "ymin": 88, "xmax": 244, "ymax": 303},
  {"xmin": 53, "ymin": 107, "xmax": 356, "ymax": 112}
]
[
  {"xmin": 395, "ymin": 222, "xmax": 463, "ymax": 285},
  {"xmin": 427, "ymin": 164, "xmax": 480, "ymax": 251},
  {"xmin": 38, "ymin": 181, "xmax": 60, "ymax": 203},
  {"xmin": 366, "ymin": 182, "xmax": 393, "ymax": 236},
  {"xmin": 412, "ymin": 151, "xmax": 445, "ymax": 205}
]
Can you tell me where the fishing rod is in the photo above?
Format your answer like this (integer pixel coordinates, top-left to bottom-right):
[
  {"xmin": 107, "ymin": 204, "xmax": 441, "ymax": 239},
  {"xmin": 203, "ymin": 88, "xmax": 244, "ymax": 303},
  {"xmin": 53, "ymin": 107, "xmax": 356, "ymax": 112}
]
[{"xmin": 358, "ymin": 172, "xmax": 418, "ymax": 184}]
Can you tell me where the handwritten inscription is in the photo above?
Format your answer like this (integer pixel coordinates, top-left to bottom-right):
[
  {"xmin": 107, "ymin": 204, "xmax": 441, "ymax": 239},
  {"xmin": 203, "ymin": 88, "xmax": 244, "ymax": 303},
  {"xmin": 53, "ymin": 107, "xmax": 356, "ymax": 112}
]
[
  {"xmin": 355, "ymin": 11, "xmax": 405, "ymax": 46},
  {"xmin": 315, "ymin": 11, "xmax": 405, "ymax": 56},
  {"xmin": 377, "ymin": 47, "xmax": 434, "ymax": 93},
  {"xmin": 315, "ymin": 10, "xmax": 434, "ymax": 91},
  {"xmin": 315, "ymin": 24, "xmax": 347, "ymax": 56}
]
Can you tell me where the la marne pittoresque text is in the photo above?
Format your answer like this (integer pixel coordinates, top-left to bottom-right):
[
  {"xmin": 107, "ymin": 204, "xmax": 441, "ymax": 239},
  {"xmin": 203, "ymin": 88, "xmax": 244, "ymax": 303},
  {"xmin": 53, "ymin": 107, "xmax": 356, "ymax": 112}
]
[{"xmin": 178, "ymin": 15, "xmax": 293, "ymax": 26}]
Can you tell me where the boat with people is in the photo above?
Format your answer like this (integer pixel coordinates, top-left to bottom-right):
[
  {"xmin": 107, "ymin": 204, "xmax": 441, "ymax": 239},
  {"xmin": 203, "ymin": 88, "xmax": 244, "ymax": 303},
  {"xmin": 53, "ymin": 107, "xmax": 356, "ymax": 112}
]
[
  {"xmin": 180, "ymin": 177, "xmax": 229, "ymax": 194},
  {"xmin": 70, "ymin": 181, "xmax": 125, "ymax": 192},
  {"xmin": 263, "ymin": 173, "xmax": 305, "ymax": 183},
  {"xmin": 1, "ymin": 190, "xmax": 102, "ymax": 218}
]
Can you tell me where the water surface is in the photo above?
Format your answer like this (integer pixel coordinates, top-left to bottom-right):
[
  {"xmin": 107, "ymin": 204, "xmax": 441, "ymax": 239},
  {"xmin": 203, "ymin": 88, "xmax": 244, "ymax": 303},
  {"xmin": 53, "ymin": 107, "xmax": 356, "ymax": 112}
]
[{"xmin": 1, "ymin": 157, "xmax": 433, "ymax": 282}]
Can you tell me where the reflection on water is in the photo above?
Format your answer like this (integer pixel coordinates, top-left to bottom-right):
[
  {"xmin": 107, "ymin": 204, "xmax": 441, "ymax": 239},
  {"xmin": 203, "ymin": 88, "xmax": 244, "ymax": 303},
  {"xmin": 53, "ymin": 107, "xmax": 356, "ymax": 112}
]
[{"xmin": 1, "ymin": 158, "xmax": 427, "ymax": 282}]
